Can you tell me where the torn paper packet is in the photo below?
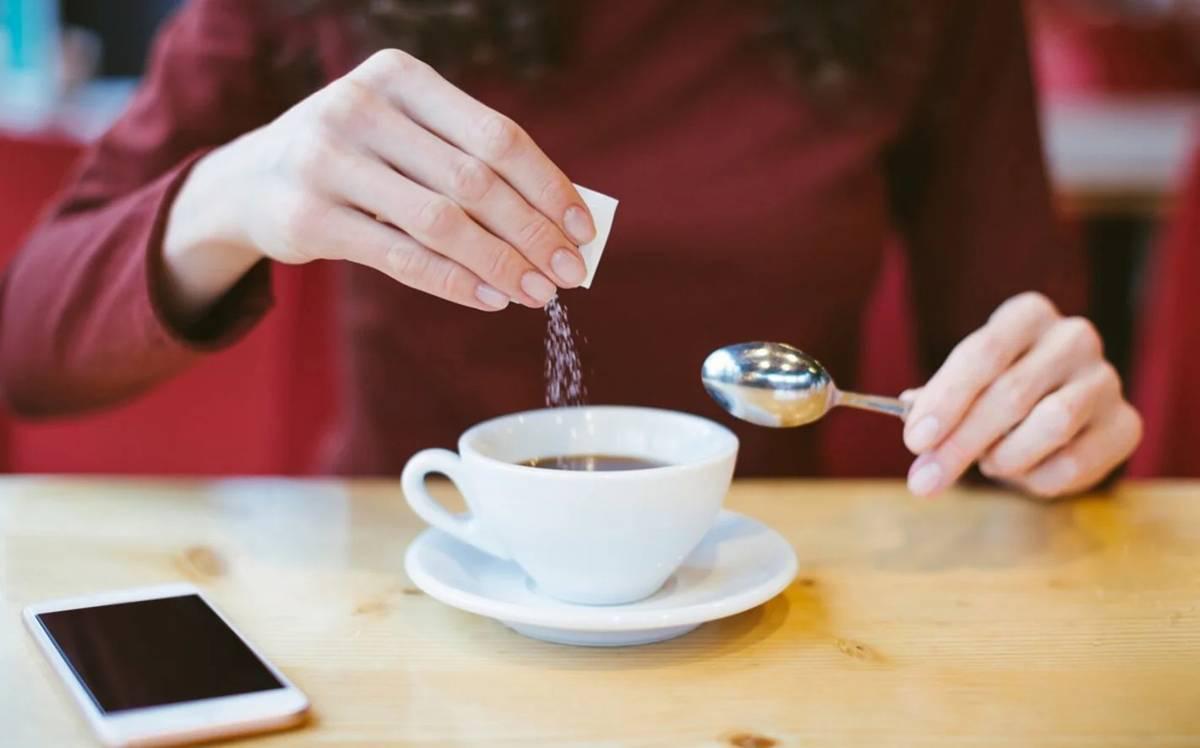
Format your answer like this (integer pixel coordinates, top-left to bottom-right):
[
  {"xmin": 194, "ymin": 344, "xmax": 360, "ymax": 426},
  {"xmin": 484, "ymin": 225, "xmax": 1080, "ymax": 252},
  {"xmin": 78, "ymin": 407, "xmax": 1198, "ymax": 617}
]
[{"xmin": 573, "ymin": 185, "xmax": 618, "ymax": 288}]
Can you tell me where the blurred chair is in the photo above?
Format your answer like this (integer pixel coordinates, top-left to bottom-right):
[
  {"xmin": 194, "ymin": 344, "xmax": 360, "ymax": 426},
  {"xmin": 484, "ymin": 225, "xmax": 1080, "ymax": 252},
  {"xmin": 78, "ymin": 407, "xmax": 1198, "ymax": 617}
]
[
  {"xmin": 1033, "ymin": 2, "xmax": 1200, "ymax": 96},
  {"xmin": 1129, "ymin": 145, "xmax": 1200, "ymax": 477},
  {"xmin": 0, "ymin": 133, "xmax": 339, "ymax": 475},
  {"xmin": 0, "ymin": 134, "xmax": 82, "ymax": 472}
]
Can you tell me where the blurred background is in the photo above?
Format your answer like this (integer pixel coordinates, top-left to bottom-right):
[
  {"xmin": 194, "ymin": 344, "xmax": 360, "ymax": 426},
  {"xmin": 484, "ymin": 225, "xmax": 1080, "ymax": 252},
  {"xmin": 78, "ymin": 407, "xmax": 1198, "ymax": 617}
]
[{"xmin": 1, "ymin": 0, "xmax": 1198, "ymax": 476}]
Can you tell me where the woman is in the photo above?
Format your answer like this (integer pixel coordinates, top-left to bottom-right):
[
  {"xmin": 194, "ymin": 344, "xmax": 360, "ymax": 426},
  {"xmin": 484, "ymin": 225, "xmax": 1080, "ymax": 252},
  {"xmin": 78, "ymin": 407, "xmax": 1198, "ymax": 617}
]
[{"xmin": 0, "ymin": 0, "xmax": 1140, "ymax": 496}]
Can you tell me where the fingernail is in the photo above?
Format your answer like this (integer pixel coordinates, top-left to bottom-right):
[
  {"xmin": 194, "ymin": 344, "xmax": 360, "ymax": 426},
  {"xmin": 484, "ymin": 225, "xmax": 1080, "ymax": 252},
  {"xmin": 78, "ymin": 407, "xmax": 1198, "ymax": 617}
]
[
  {"xmin": 550, "ymin": 248, "xmax": 586, "ymax": 286},
  {"xmin": 564, "ymin": 205, "xmax": 595, "ymax": 244},
  {"xmin": 908, "ymin": 461, "xmax": 943, "ymax": 496},
  {"xmin": 908, "ymin": 416, "xmax": 941, "ymax": 453},
  {"xmin": 474, "ymin": 284, "xmax": 508, "ymax": 310},
  {"xmin": 520, "ymin": 272, "xmax": 556, "ymax": 305}
]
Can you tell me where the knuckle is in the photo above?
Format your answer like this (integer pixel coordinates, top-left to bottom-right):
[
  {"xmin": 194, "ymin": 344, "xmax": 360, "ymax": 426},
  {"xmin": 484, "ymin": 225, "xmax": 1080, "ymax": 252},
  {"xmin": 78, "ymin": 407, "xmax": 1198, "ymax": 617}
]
[
  {"xmin": 289, "ymin": 139, "xmax": 341, "ymax": 184},
  {"xmin": 992, "ymin": 290, "xmax": 1057, "ymax": 325},
  {"xmin": 414, "ymin": 196, "xmax": 462, "ymax": 238},
  {"xmin": 477, "ymin": 112, "xmax": 522, "ymax": 162},
  {"xmin": 484, "ymin": 245, "xmax": 522, "ymax": 282},
  {"xmin": 515, "ymin": 215, "xmax": 552, "ymax": 251},
  {"xmin": 1094, "ymin": 360, "xmax": 1123, "ymax": 399},
  {"xmin": 436, "ymin": 263, "xmax": 473, "ymax": 301},
  {"xmin": 1121, "ymin": 403, "xmax": 1144, "ymax": 445},
  {"xmin": 536, "ymin": 176, "xmax": 570, "ymax": 210},
  {"xmin": 367, "ymin": 48, "xmax": 427, "ymax": 78},
  {"xmin": 991, "ymin": 371, "xmax": 1036, "ymax": 414},
  {"xmin": 279, "ymin": 194, "xmax": 325, "ymax": 248},
  {"xmin": 1036, "ymin": 394, "xmax": 1078, "ymax": 443},
  {"xmin": 1096, "ymin": 360, "xmax": 1120, "ymax": 387},
  {"xmin": 448, "ymin": 156, "xmax": 495, "ymax": 204},
  {"xmin": 932, "ymin": 378, "xmax": 971, "ymax": 418},
  {"xmin": 316, "ymin": 80, "xmax": 376, "ymax": 133},
  {"xmin": 937, "ymin": 438, "xmax": 974, "ymax": 474},
  {"xmin": 966, "ymin": 328, "xmax": 1007, "ymax": 376},
  {"xmin": 1016, "ymin": 290, "xmax": 1058, "ymax": 320},
  {"xmin": 386, "ymin": 240, "xmax": 430, "ymax": 284},
  {"xmin": 1063, "ymin": 316, "xmax": 1104, "ymax": 357}
]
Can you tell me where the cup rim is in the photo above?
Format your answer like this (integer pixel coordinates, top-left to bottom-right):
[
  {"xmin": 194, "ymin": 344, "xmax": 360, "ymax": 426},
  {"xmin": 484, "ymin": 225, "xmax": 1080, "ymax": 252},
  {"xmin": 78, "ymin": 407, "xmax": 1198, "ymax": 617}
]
[{"xmin": 457, "ymin": 405, "xmax": 738, "ymax": 477}]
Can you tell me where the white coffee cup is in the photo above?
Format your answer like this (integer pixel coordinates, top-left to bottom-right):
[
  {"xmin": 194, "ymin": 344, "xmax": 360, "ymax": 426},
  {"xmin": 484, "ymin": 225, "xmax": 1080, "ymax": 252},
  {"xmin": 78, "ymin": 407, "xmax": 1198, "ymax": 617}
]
[{"xmin": 401, "ymin": 406, "xmax": 739, "ymax": 605}]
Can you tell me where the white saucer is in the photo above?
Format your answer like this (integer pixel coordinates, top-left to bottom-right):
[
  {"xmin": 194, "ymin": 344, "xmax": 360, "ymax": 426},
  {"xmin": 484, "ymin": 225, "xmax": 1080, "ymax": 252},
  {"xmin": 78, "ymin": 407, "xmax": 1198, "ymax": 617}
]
[{"xmin": 404, "ymin": 510, "xmax": 798, "ymax": 647}]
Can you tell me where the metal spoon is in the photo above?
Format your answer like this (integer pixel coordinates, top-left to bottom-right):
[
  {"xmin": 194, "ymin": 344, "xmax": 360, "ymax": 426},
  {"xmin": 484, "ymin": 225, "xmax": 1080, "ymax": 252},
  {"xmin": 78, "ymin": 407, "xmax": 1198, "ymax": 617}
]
[{"xmin": 701, "ymin": 342, "xmax": 911, "ymax": 428}]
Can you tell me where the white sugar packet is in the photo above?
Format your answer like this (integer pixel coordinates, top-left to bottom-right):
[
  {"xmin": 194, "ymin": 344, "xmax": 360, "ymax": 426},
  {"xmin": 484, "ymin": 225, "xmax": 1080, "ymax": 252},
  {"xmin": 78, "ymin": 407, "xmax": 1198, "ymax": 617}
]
[{"xmin": 574, "ymin": 185, "xmax": 618, "ymax": 288}]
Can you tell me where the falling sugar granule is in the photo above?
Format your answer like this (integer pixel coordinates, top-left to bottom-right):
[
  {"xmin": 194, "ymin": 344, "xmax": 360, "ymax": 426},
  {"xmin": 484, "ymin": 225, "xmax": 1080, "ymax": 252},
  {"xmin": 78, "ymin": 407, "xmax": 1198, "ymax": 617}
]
[{"xmin": 544, "ymin": 296, "xmax": 587, "ymax": 407}]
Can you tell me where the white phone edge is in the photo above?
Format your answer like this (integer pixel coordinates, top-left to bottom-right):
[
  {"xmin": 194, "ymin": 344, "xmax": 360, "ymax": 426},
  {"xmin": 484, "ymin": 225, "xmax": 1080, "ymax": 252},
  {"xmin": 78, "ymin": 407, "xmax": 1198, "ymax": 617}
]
[{"xmin": 23, "ymin": 582, "xmax": 310, "ymax": 748}]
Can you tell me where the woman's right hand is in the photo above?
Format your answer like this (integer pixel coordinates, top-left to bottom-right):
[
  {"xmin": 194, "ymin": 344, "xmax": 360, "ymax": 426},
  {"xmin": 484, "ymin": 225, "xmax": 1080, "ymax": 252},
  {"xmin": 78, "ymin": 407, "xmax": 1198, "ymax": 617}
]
[{"xmin": 163, "ymin": 49, "xmax": 596, "ymax": 321}]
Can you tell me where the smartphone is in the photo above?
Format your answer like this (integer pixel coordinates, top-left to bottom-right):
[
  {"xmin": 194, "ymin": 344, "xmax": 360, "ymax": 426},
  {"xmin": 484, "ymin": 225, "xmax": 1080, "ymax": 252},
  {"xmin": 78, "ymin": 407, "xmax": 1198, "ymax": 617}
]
[{"xmin": 23, "ymin": 583, "xmax": 309, "ymax": 747}]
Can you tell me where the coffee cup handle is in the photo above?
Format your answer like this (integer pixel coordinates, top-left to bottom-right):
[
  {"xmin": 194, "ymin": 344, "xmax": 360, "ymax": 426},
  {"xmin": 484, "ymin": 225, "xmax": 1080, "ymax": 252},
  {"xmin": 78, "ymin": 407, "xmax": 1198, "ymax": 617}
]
[{"xmin": 401, "ymin": 449, "xmax": 511, "ymax": 560}]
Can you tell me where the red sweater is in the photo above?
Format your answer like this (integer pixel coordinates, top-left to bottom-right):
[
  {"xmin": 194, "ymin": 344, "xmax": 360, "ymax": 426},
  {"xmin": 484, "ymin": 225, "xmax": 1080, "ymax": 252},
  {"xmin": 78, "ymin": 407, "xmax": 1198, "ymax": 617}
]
[{"xmin": 0, "ymin": 0, "xmax": 1084, "ymax": 476}]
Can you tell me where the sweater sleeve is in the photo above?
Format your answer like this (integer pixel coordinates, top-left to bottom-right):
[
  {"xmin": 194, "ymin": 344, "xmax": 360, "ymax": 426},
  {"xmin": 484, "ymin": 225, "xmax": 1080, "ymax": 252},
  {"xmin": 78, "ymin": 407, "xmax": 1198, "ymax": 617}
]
[
  {"xmin": 886, "ymin": 0, "xmax": 1089, "ymax": 377},
  {"xmin": 0, "ymin": 0, "xmax": 298, "ymax": 416}
]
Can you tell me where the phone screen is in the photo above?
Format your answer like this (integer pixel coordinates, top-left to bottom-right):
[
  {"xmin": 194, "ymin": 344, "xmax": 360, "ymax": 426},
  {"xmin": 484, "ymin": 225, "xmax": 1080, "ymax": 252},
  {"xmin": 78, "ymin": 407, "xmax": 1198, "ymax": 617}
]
[{"xmin": 35, "ymin": 594, "xmax": 284, "ymax": 713}]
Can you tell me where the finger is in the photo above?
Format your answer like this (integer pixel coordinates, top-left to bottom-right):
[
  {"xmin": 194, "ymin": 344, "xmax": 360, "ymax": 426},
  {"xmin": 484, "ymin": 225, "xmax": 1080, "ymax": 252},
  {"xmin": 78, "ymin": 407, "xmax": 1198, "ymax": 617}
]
[
  {"xmin": 301, "ymin": 204, "xmax": 508, "ymax": 311},
  {"xmin": 350, "ymin": 50, "xmax": 597, "ymax": 245},
  {"xmin": 329, "ymin": 147, "xmax": 556, "ymax": 308},
  {"xmin": 981, "ymin": 361, "xmax": 1121, "ymax": 478},
  {"xmin": 354, "ymin": 103, "xmax": 587, "ymax": 288},
  {"xmin": 1015, "ymin": 402, "xmax": 1143, "ymax": 499},
  {"xmin": 904, "ymin": 292, "xmax": 1059, "ymax": 455},
  {"xmin": 913, "ymin": 314, "xmax": 1102, "ymax": 494}
]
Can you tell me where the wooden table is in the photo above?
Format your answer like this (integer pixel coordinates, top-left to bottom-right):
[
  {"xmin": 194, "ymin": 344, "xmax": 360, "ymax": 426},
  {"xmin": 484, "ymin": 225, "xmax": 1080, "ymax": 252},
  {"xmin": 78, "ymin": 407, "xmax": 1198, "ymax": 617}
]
[{"xmin": 3, "ymin": 478, "xmax": 1200, "ymax": 747}]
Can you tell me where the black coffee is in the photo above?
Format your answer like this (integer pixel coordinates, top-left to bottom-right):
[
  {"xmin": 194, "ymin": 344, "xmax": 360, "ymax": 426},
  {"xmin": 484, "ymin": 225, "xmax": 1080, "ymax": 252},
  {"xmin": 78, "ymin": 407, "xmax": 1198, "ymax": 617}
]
[{"xmin": 518, "ymin": 454, "xmax": 668, "ymax": 472}]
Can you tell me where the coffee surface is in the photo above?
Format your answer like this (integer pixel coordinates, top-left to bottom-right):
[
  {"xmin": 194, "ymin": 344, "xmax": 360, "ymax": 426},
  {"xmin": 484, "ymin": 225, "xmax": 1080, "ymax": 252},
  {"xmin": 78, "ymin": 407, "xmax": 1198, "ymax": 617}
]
[{"xmin": 518, "ymin": 454, "xmax": 668, "ymax": 471}]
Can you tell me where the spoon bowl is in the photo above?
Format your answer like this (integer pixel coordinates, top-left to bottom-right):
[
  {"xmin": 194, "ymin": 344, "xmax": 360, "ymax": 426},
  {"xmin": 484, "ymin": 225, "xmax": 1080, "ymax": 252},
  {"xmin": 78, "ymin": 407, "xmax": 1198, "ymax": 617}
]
[{"xmin": 701, "ymin": 342, "xmax": 910, "ymax": 428}]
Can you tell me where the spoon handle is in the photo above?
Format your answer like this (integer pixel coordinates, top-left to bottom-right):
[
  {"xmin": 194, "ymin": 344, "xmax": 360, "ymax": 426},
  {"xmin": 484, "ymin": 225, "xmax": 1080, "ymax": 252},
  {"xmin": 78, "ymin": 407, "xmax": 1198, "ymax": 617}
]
[{"xmin": 834, "ymin": 390, "xmax": 912, "ymax": 420}]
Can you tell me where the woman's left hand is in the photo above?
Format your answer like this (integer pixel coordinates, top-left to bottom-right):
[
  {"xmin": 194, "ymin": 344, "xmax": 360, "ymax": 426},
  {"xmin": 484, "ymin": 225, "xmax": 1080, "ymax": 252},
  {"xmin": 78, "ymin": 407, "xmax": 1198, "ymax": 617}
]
[{"xmin": 902, "ymin": 292, "xmax": 1142, "ymax": 499}]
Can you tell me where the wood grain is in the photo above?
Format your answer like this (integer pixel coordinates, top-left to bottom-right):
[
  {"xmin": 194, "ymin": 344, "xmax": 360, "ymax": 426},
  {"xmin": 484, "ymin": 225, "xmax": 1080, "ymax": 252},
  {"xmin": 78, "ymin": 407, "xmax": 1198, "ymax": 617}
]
[{"xmin": 3, "ymin": 478, "xmax": 1200, "ymax": 747}]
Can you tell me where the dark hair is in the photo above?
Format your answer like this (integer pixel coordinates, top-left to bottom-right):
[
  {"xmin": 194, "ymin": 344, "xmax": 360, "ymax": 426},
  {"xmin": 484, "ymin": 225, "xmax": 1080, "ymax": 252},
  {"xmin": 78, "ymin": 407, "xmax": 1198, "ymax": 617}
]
[{"xmin": 291, "ymin": 0, "xmax": 916, "ymax": 103}]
